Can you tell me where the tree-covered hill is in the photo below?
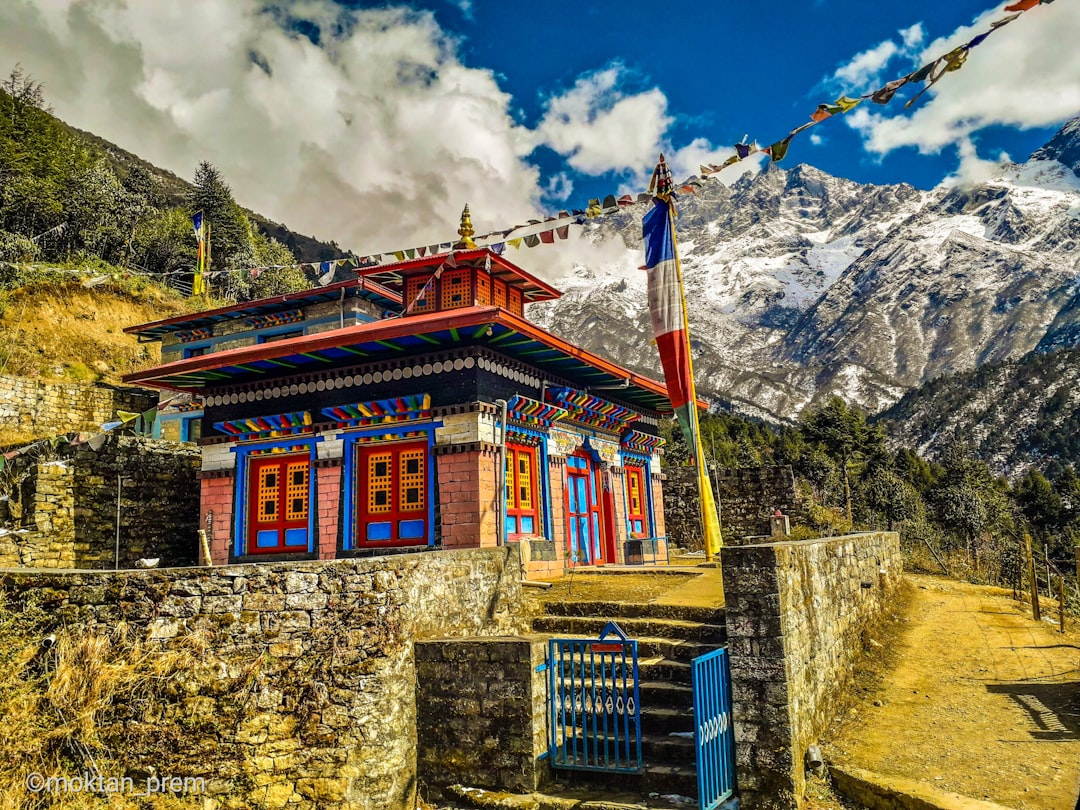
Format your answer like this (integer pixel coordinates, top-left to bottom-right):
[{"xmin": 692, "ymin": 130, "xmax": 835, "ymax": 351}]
[
  {"xmin": 0, "ymin": 65, "xmax": 338, "ymax": 300},
  {"xmin": 877, "ymin": 345, "xmax": 1080, "ymax": 481}
]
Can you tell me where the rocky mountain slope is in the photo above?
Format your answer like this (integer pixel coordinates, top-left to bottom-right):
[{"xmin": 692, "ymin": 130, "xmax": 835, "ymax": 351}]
[
  {"xmin": 532, "ymin": 118, "xmax": 1080, "ymax": 424},
  {"xmin": 68, "ymin": 123, "xmax": 344, "ymax": 264},
  {"xmin": 877, "ymin": 344, "xmax": 1080, "ymax": 478}
]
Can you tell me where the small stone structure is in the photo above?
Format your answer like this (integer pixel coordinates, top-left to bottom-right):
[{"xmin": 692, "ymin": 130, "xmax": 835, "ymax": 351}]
[
  {"xmin": 416, "ymin": 636, "xmax": 549, "ymax": 797},
  {"xmin": 0, "ymin": 435, "xmax": 199, "ymax": 569},
  {"xmin": 0, "ymin": 374, "xmax": 155, "ymax": 438},
  {"xmin": 0, "ymin": 546, "xmax": 524, "ymax": 809},
  {"xmin": 722, "ymin": 531, "xmax": 902, "ymax": 809},
  {"xmin": 663, "ymin": 465, "xmax": 808, "ymax": 550}
]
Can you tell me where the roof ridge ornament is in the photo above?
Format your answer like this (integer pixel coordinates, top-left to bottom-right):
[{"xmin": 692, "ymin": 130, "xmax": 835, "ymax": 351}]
[{"xmin": 455, "ymin": 204, "xmax": 477, "ymax": 249}]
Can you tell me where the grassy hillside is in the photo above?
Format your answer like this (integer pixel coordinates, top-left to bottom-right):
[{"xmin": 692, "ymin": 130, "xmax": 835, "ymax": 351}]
[{"xmin": 0, "ymin": 265, "xmax": 202, "ymax": 385}]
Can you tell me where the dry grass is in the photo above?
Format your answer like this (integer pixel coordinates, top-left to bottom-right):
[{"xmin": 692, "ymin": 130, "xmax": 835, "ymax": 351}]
[
  {"xmin": 0, "ymin": 281, "xmax": 198, "ymax": 384},
  {"xmin": 0, "ymin": 596, "xmax": 238, "ymax": 810}
]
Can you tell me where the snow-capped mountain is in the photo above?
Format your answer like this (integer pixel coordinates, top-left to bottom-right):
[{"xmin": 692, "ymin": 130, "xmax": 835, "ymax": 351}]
[{"xmin": 531, "ymin": 118, "xmax": 1080, "ymax": 423}]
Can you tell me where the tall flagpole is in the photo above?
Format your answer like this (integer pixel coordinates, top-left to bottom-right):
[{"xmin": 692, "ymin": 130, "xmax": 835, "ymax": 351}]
[
  {"xmin": 643, "ymin": 153, "xmax": 723, "ymax": 563},
  {"xmin": 666, "ymin": 202, "xmax": 722, "ymax": 561}
]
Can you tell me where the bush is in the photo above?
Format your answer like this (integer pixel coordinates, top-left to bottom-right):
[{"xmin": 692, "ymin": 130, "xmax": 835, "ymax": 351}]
[{"xmin": 0, "ymin": 231, "xmax": 39, "ymax": 263}]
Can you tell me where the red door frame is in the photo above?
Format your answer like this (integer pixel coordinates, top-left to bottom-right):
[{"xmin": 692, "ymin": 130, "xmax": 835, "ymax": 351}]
[
  {"xmin": 246, "ymin": 454, "xmax": 310, "ymax": 554},
  {"xmin": 564, "ymin": 449, "xmax": 607, "ymax": 567}
]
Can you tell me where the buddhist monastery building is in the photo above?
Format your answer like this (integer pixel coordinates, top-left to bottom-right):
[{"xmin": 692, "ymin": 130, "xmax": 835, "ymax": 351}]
[{"xmin": 123, "ymin": 213, "xmax": 675, "ymax": 575}]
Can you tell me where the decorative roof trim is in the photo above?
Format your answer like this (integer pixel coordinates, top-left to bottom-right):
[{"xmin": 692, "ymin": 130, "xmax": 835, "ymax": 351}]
[
  {"xmin": 248, "ymin": 309, "xmax": 304, "ymax": 329},
  {"xmin": 214, "ymin": 411, "xmax": 313, "ymax": 441},
  {"xmin": 620, "ymin": 429, "xmax": 665, "ymax": 455},
  {"xmin": 506, "ymin": 394, "xmax": 568, "ymax": 429},
  {"xmin": 321, "ymin": 394, "xmax": 431, "ymax": 427},
  {"xmin": 545, "ymin": 386, "xmax": 637, "ymax": 432}
]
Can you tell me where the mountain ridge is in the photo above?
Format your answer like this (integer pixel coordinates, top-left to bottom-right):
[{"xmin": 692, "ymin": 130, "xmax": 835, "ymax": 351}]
[{"xmin": 532, "ymin": 117, "xmax": 1080, "ymax": 425}]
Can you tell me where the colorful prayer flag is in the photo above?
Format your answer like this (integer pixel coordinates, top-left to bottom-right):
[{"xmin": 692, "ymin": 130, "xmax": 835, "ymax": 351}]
[{"xmin": 642, "ymin": 156, "xmax": 722, "ymax": 559}]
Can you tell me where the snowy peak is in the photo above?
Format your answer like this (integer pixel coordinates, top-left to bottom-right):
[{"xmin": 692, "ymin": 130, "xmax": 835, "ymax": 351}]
[
  {"xmin": 1029, "ymin": 115, "xmax": 1080, "ymax": 176},
  {"xmin": 534, "ymin": 123, "xmax": 1080, "ymax": 422}
]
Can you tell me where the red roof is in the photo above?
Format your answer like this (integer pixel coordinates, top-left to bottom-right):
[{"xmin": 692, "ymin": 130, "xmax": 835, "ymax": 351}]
[
  {"xmin": 356, "ymin": 248, "xmax": 561, "ymax": 303},
  {"xmin": 122, "ymin": 305, "xmax": 689, "ymax": 412}
]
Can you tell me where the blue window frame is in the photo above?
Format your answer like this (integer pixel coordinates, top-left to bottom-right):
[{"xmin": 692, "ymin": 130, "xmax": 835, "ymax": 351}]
[
  {"xmin": 230, "ymin": 437, "xmax": 321, "ymax": 558},
  {"xmin": 340, "ymin": 423, "xmax": 440, "ymax": 551}
]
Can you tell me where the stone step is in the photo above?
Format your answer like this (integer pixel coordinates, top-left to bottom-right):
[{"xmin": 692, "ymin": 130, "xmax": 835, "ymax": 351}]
[
  {"xmin": 640, "ymin": 706, "xmax": 694, "ymax": 736},
  {"xmin": 542, "ymin": 600, "xmax": 724, "ymax": 625},
  {"xmin": 638, "ymin": 680, "xmax": 693, "ymax": 708},
  {"xmin": 637, "ymin": 657, "xmax": 692, "ymax": 686},
  {"xmin": 546, "ymin": 765, "xmax": 699, "ymax": 804},
  {"xmin": 545, "ymin": 635, "xmax": 715, "ymax": 664},
  {"xmin": 532, "ymin": 615, "xmax": 727, "ymax": 645},
  {"xmin": 446, "ymin": 783, "xmax": 692, "ymax": 809},
  {"xmin": 642, "ymin": 732, "xmax": 696, "ymax": 765}
]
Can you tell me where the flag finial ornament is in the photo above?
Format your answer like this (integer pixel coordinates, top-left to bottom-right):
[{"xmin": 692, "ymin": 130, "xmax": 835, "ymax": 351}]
[
  {"xmin": 456, "ymin": 204, "xmax": 477, "ymax": 249},
  {"xmin": 648, "ymin": 153, "xmax": 674, "ymax": 201}
]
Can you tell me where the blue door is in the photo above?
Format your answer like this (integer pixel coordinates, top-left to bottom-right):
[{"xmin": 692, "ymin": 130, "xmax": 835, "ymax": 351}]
[{"xmin": 566, "ymin": 451, "xmax": 604, "ymax": 565}]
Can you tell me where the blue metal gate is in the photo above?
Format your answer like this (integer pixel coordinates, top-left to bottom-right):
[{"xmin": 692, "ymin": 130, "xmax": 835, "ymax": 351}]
[
  {"xmin": 692, "ymin": 648, "xmax": 737, "ymax": 809},
  {"xmin": 548, "ymin": 621, "xmax": 642, "ymax": 773}
]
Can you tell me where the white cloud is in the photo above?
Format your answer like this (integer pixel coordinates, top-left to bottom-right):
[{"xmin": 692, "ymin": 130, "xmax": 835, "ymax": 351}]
[
  {"xmin": 809, "ymin": 132, "xmax": 824, "ymax": 146},
  {"xmin": 900, "ymin": 23, "xmax": 925, "ymax": 50},
  {"xmin": 829, "ymin": 21, "xmax": 927, "ymax": 93},
  {"xmin": 543, "ymin": 172, "xmax": 574, "ymax": 202},
  {"xmin": 846, "ymin": 4, "xmax": 1080, "ymax": 158},
  {"xmin": 532, "ymin": 65, "xmax": 671, "ymax": 177},
  {"xmin": 939, "ymin": 137, "xmax": 1010, "ymax": 189},
  {"xmin": 663, "ymin": 138, "xmax": 764, "ymax": 186},
  {"xmin": 0, "ymin": 0, "xmax": 543, "ymax": 253},
  {"xmin": 832, "ymin": 40, "xmax": 901, "ymax": 90}
]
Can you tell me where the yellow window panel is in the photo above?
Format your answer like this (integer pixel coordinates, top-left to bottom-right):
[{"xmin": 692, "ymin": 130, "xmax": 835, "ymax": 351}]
[
  {"xmin": 368, "ymin": 452, "xmax": 393, "ymax": 514},
  {"xmin": 399, "ymin": 448, "xmax": 426, "ymax": 512},
  {"xmin": 285, "ymin": 461, "xmax": 309, "ymax": 522}
]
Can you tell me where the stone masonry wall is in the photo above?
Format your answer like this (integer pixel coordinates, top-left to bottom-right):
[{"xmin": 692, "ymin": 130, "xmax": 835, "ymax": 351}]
[
  {"xmin": 1, "ymin": 436, "xmax": 200, "ymax": 569},
  {"xmin": 416, "ymin": 635, "xmax": 549, "ymax": 797},
  {"xmin": 0, "ymin": 375, "xmax": 155, "ymax": 439},
  {"xmin": 664, "ymin": 465, "xmax": 807, "ymax": 551},
  {"xmin": 70, "ymin": 436, "xmax": 201, "ymax": 568},
  {"xmin": 3, "ymin": 461, "xmax": 77, "ymax": 567},
  {"xmin": 0, "ymin": 545, "xmax": 525, "ymax": 810},
  {"xmin": 721, "ymin": 532, "xmax": 902, "ymax": 809}
]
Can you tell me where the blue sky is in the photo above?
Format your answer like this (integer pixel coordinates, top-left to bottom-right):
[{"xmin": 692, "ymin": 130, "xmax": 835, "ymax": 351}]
[
  {"xmin": 416, "ymin": 0, "xmax": 1066, "ymax": 202},
  {"xmin": 1, "ymin": 0, "xmax": 1076, "ymax": 256}
]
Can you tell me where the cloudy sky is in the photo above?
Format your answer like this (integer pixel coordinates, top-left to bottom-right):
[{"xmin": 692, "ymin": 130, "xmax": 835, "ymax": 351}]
[{"xmin": 1, "ymin": 0, "xmax": 1077, "ymax": 261}]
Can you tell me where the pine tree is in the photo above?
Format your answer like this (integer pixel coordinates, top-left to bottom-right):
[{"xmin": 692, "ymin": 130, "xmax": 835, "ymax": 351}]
[{"xmin": 187, "ymin": 161, "xmax": 251, "ymax": 271}]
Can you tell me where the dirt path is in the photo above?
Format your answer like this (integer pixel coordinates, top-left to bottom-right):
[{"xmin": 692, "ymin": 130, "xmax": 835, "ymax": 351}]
[{"xmin": 826, "ymin": 574, "xmax": 1080, "ymax": 810}]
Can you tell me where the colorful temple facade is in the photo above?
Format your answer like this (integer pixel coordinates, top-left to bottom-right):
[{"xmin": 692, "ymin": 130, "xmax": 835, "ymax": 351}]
[{"xmin": 124, "ymin": 224, "xmax": 674, "ymax": 575}]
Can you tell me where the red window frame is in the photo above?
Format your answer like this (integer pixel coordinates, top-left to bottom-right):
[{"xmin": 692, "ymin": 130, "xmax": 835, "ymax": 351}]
[
  {"xmin": 246, "ymin": 454, "xmax": 310, "ymax": 554},
  {"xmin": 355, "ymin": 440, "xmax": 429, "ymax": 547},
  {"xmin": 493, "ymin": 278, "xmax": 508, "ymax": 309},
  {"xmin": 508, "ymin": 286, "xmax": 523, "ymax": 316},
  {"xmin": 505, "ymin": 444, "xmax": 540, "ymax": 538},
  {"xmin": 625, "ymin": 465, "xmax": 648, "ymax": 538}
]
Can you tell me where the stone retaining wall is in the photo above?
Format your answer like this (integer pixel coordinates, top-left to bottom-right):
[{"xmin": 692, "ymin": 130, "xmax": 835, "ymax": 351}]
[
  {"xmin": 0, "ymin": 545, "xmax": 525, "ymax": 809},
  {"xmin": 0, "ymin": 375, "xmax": 155, "ymax": 439},
  {"xmin": 663, "ymin": 465, "xmax": 808, "ymax": 550},
  {"xmin": 721, "ymin": 532, "xmax": 902, "ymax": 809},
  {"xmin": 416, "ymin": 636, "xmax": 549, "ymax": 797},
  {"xmin": 0, "ymin": 435, "xmax": 199, "ymax": 569}
]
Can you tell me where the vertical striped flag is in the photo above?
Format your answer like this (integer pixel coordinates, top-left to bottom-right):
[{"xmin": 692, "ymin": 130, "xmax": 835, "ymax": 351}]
[
  {"xmin": 643, "ymin": 154, "xmax": 723, "ymax": 559},
  {"xmin": 191, "ymin": 211, "xmax": 206, "ymax": 296}
]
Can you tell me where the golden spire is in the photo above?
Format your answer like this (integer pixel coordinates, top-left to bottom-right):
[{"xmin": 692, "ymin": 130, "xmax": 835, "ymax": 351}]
[{"xmin": 455, "ymin": 204, "xmax": 476, "ymax": 249}]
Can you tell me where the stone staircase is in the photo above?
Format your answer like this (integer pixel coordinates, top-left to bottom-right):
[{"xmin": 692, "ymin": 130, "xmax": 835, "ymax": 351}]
[{"xmin": 531, "ymin": 599, "xmax": 727, "ymax": 802}]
